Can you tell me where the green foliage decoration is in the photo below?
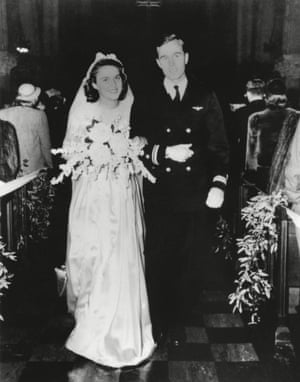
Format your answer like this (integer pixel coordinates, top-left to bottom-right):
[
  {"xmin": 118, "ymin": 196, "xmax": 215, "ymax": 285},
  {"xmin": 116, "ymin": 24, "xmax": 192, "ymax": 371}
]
[
  {"xmin": 25, "ymin": 170, "xmax": 55, "ymax": 242},
  {"xmin": 228, "ymin": 190, "xmax": 288, "ymax": 324},
  {"xmin": 213, "ymin": 215, "xmax": 234, "ymax": 260},
  {"xmin": 0, "ymin": 238, "xmax": 16, "ymax": 320}
]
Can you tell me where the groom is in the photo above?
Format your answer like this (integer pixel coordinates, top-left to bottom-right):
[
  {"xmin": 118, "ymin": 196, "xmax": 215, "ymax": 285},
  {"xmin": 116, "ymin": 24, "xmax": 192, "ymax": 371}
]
[{"xmin": 132, "ymin": 33, "xmax": 229, "ymax": 345}]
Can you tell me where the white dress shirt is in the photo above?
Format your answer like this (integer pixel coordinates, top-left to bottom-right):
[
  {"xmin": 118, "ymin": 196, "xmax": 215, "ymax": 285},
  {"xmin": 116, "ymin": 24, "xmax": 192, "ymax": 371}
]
[{"xmin": 163, "ymin": 76, "xmax": 188, "ymax": 101}]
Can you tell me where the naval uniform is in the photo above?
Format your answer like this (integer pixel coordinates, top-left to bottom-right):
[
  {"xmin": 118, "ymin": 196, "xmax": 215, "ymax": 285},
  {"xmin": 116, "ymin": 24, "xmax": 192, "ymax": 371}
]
[{"xmin": 131, "ymin": 76, "xmax": 230, "ymax": 335}]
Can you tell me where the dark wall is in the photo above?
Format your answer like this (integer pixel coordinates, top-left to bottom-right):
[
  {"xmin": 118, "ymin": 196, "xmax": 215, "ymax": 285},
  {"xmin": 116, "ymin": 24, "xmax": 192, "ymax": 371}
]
[
  {"xmin": 3, "ymin": 0, "xmax": 290, "ymax": 107},
  {"xmin": 58, "ymin": 0, "xmax": 238, "ymax": 101}
]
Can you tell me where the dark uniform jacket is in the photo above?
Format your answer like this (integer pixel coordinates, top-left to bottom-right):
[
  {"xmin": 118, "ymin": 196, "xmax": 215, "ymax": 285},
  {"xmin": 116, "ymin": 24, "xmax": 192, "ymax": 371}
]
[{"xmin": 131, "ymin": 77, "xmax": 229, "ymax": 211}]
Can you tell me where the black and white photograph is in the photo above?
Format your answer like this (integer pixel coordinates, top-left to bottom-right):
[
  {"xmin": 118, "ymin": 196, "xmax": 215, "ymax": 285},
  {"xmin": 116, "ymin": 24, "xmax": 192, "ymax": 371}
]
[{"xmin": 1, "ymin": 0, "xmax": 300, "ymax": 381}]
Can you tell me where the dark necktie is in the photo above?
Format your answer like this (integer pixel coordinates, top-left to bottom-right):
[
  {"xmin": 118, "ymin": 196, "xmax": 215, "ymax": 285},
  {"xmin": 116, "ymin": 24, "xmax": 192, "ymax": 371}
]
[{"xmin": 173, "ymin": 85, "xmax": 180, "ymax": 103}]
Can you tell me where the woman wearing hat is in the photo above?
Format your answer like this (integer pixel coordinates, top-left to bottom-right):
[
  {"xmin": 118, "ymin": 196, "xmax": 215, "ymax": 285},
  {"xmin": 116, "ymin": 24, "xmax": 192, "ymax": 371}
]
[{"xmin": 0, "ymin": 83, "xmax": 52, "ymax": 176}]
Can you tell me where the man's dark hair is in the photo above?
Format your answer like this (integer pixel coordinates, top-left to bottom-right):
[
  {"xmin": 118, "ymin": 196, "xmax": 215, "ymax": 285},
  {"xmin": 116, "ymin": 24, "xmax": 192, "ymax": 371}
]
[
  {"xmin": 155, "ymin": 33, "xmax": 185, "ymax": 56},
  {"xmin": 265, "ymin": 78, "xmax": 287, "ymax": 107},
  {"xmin": 266, "ymin": 78, "xmax": 286, "ymax": 96},
  {"xmin": 245, "ymin": 78, "xmax": 265, "ymax": 96}
]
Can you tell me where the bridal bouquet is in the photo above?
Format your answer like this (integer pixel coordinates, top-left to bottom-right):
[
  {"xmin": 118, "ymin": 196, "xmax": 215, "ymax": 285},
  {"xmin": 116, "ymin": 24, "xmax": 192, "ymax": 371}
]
[{"xmin": 51, "ymin": 118, "xmax": 155, "ymax": 184}]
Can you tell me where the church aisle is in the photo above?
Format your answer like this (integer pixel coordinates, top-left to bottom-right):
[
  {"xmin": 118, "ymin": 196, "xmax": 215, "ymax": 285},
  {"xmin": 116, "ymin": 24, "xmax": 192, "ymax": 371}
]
[{"xmin": 1, "ymin": 287, "xmax": 299, "ymax": 382}]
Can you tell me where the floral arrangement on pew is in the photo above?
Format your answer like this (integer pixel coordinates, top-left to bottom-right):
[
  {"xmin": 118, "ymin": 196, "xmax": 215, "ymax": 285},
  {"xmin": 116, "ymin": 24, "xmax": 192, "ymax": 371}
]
[
  {"xmin": 229, "ymin": 190, "xmax": 288, "ymax": 324},
  {"xmin": 51, "ymin": 118, "xmax": 155, "ymax": 184},
  {"xmin": 22, "ymin": 170, "xmax": 55, "ymax": 242},
  {"xmin": 0, "ymin": 238, "xmax": 16, "ymax": 320},
  {"xmin": 212, "ymin": 215, "xmax": 234, "ymax": 260}
]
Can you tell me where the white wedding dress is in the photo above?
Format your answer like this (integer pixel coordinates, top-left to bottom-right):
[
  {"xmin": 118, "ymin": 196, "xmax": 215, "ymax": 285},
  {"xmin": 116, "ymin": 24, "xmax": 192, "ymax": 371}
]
[{"xmin": 64, "ymin": 99, "xmax": 155, "ymax": 367}]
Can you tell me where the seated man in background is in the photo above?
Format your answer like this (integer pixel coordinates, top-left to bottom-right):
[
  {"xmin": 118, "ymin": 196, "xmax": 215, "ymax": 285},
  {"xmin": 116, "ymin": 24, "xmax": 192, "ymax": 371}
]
[{"xmin": 0, "ymin": 83, "xmax": 52, "ymax": 176}]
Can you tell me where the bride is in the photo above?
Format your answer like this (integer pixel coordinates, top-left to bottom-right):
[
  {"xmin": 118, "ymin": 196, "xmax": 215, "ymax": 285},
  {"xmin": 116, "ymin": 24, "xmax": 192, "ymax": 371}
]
[{"xmin": 62, "ymin": 52, "xmax": 155, "ymax": 367}]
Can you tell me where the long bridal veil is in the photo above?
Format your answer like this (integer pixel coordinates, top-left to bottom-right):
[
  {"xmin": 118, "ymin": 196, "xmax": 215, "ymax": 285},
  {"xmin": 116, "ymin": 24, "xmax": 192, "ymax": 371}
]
[{"xmin": 63, "ymin": 52, "xmax": 134, "ymax": 147}]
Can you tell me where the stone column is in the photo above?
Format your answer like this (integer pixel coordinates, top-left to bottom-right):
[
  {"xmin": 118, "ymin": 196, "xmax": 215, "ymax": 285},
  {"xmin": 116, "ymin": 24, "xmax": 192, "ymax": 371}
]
[
  {"xmin": 42, "ymin": 0, "xmax": 59, "ymax": 57},
  {"xmin": 282, "ymin": 0, "xmax": 300, "ymax": 54},
  {"xmin": 0, "ymin": 0, "xmax": 17, "ymax": 105},
  {"xmin": 0, "ymin": 0, "xmax": 8, "ymax": 50},
  {"xmin": 236, "ymin": 0, "xmax": 254, "ymax": 64},
  {"xmin": 275, "ymin": 0, "xmax": 300, "ymax": 90}
]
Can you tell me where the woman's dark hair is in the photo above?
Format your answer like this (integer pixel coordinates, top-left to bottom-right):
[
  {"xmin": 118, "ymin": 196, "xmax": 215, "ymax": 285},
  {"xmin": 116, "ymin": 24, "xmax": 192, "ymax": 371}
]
[
  {"xmin": 84, "ymin": 58, "xmax": 128, "ymax": 103},
  {"xmin": 265, "ymin": 78, "xmax": 287, "ymax": 108}
]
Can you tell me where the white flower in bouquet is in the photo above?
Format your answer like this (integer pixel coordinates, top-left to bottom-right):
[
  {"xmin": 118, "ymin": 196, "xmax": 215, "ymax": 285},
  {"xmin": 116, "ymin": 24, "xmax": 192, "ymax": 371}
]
[
  {"xmin": 109, "ymin": 131, "xmax": 130, "ymax": 158},
  {"xmin": 88, "ymin": 121, "xmax": 112, "ymax": 145},
  {"xmin": 88, "ymin": 142, "xmax": 111, "ymax": 168}
]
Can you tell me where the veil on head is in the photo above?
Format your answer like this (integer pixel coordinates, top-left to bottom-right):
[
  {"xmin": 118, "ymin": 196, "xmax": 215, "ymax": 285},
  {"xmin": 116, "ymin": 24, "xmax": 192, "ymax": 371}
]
[{"xmin": 64, "ymin": 52, "xmax": 134, "ymax": 146}]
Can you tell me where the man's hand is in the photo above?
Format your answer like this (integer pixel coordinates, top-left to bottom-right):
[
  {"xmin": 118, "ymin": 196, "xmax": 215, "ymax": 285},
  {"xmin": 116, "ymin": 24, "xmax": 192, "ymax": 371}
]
[
  {"xmin": 206, "ymin": 187, "xmax": 224, "ymax": 209},
  {"xmin": 165, "ymin": 144, "xmax": 194, "ymax": 163}
]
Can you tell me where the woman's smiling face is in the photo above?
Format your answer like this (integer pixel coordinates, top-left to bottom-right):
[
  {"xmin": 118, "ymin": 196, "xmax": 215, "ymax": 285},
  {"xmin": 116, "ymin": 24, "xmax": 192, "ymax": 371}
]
[{"xmin": 93, "ymin": 65, "xmax": 123, "ymax": 102}]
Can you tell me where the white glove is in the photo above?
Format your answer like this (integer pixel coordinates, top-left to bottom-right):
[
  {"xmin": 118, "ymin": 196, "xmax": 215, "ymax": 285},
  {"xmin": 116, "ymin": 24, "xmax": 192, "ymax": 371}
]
[
  {"xmin": 206, "ymin": 187, "xmax": 224, "ymax": 209},
  {"xmin": 165, "ymin": 144, "xmax": 194, "ymax": 163},
  {"xmin": 131, "ymin": 136, "xmax": 148, "ymax": 150}
]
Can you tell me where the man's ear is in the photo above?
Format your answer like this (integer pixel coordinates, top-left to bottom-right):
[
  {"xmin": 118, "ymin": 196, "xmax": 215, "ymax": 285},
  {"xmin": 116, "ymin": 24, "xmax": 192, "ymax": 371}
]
[
  {"xmin": 91, "ymin": 81, "xmax": 98, "ymax": 90},
  {"xmin": 185, "ymin": 53, "xmax": 189, "ymax": 65},
  {"xmin": 156, "ymin": 58, "xmax": 161, "ymax": 69}
]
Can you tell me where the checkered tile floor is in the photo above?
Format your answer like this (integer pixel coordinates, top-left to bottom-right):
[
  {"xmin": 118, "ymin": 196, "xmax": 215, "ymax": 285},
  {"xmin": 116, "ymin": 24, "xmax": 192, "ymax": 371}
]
[{"xmin": 1, "ymin": 289, "xmax": 299, "ymax": 382}]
